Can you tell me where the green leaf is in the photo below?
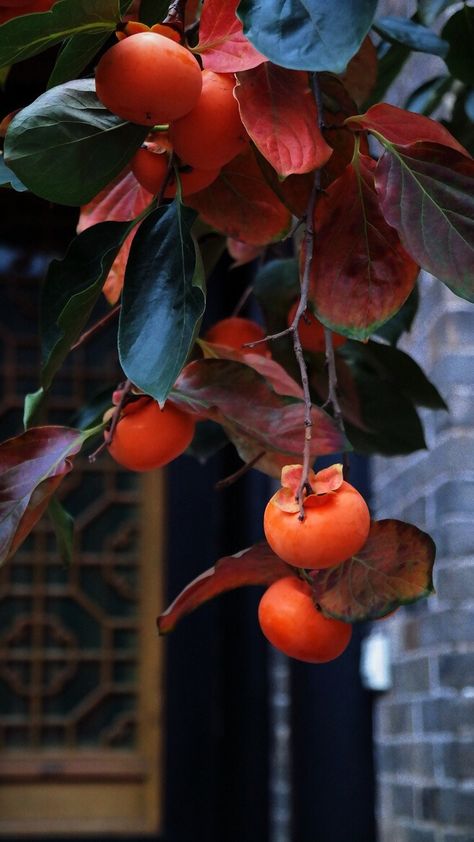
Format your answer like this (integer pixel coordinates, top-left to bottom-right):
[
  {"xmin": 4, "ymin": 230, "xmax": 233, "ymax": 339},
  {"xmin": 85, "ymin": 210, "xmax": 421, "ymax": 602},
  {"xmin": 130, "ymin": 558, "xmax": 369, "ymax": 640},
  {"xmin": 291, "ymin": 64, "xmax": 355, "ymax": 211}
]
[
  {"xmin": 47, "ymin": 30, "xmax": 111, "ymax": 89},
  {"xmin": 357, "ymin": 340, "xmax": 448, "ymax": 410},
  {"xmin": 0, "ymin": 152, "xmax": 27, "ymax": 191},
  {"xmin": 237, "ymin": 0, "xmax": 378, "ymax": 73},
  {"xmin": 48, "ymin": 495, "xmax": 74, "ymax": 566},
  {"xmin": 418, "ymin": 0, "xmax": 459, "ymax": 27},
  {"xmin": 442, "ymin": 6, "xmax": 474, "ymax": 87},
  {"xmin": 4, "ymin": 79, "xmax": 147, "ymax": 205},
  {"xmin": 375, "ymin": 142, "xmax": 474, "ymax": 303},
  {"xmin": 253, "ymin": 258, "xmax": 299, "ymax": 326},
  {"xmin": 41, "ymin": 220, "xmax": 134, "ymax": 389},
  {"xmin": 0, "ymin": 0, "xmax": 120, "ymax": 69},
  {"xmin": 404, "ymin": 75, "xmax": 452, "ymax": 116},
  {"xmin": 374, "ymin": 284, "xmax": 419, "ymax": 345},
  {"xmin": 372, "ymin": 16, "xmax": 448, "ymax": 57},
  {"xmin": 119, "ymin": 203, "xmax": 206, "ymax": 406},
  {"xmin": 23, "ymin": 387, "xmax": 45, "ymax": 429}
]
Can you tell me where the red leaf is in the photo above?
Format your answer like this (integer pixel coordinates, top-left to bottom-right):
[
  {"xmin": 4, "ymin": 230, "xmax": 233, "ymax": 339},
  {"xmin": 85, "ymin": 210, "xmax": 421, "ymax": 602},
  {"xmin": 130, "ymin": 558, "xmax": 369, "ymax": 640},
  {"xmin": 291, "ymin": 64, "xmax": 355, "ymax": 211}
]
[
  {"xmin": 158, "ymin": 542, "xmax": 293, "ymax": 633},
  {"xmin": 0, "ymin": 427, "xmax": 85, "ymax": 564},
  {"xmin": 78, "ymin": 169, "xmax": 152, "ymax": 302},
  {"xmin": 187, "ymin": 148, "xmax": 292, "ymax": 245},
  {"xmin": 311, "ymin": 520, "xmax": 436, "ymax": 622},
  {"xmin": 173, "ymin": 359, "xmax": 346, "ymax": 476},
  {"xmin": 309, "ymin": 154, "xmax": 419, "ymax": 339},
  {"xmin": 77, "ymin": 169, "xmax": 152, "ymax": 231},
  {"xmin": 347, "ymin": 103, "xmax": 470, "ymax": 157},
  {"xmin": 375, "ymin": 142, "xmax": 474, "ymax": 302},
  {"xmin": 235, "ymin": 64, "xmax": 332, "ymax": 176},
  {"xmin": 338, "ymin": 36, "xmax": 378, "ymax": 108},
  {"xmin": 195, "ymin": 0, "xmax": 266, "ymax": 72},
  {"xmin": 227, "ymin": 237, "xmax": 263, "ymax": 266},
  {"xmin": 255, "ymin": 152, "xmax": 313, "ymax": 216},
  {"xmin": 200, "ymin": 341, "xmax": 304, "ymax": 399}
]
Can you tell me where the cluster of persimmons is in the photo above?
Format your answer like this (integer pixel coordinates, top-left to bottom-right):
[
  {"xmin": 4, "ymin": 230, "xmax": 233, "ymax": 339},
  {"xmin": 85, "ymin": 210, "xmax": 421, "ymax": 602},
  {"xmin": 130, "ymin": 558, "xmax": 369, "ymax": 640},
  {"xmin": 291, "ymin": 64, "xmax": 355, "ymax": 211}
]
[
  {"xmin": 95, "ymin": 25, "xmax": 249, "ymax": 198},
  {"xmin": 81, "ymin": 23, "xmax": 371, "ymax": 666}
]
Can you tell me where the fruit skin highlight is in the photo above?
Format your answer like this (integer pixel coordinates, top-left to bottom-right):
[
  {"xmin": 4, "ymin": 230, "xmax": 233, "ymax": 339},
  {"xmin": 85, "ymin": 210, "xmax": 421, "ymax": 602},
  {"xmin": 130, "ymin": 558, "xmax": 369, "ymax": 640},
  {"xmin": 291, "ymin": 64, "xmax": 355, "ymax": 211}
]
[
  {"xmin": 95, "ymin": 31, "xmax": 202, "ymax": 126},
  {"xmin": 287, "ymin": 300, "xmax": 346, "ymax": 353},
  {"xmin": 170, "ymin": 70, "xmax": 249, "ymax": 170},
  {"xmin": 258, "ymin": 576, "xmax": 352, "ymax": 663},
  {"xmin": 263, "ymin": 465, "xmax": 371, "ymax": 569},
  {"xmin": 107, "ymin": 397, "xmax": 195, "ymax": 472}
]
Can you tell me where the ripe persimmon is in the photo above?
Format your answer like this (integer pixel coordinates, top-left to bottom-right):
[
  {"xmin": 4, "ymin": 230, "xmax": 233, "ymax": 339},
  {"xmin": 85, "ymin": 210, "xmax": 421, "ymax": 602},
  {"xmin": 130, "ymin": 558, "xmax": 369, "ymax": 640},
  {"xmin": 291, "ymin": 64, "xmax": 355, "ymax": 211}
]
[
  {"xmin": 258, "ymin": 576, "xmax": 352, "ymax": 663},
  {"xmin": 170, "ymin": 70, "xmax": 249, "ymax": 169},
  {"xmin": 95, "ymin": 31, "xmax": 202, "ymax": 126},
  {"xmin": 288, "ymin": 300, "xmax": 346, "ymax": 353},
  {"xmin": 203, "ymin": 317, "xmax": 270, "ymax": 357},
  {"xmin": 131, "ymin": 145, "xmax": 220, "ymax": 197},
  {"xmin": 107, "ymin": 397, "xmax": 195, "ymax": 471},
  {"xmin": 264, "ymin": 465, "xmax": 370, "ymax": 569}
]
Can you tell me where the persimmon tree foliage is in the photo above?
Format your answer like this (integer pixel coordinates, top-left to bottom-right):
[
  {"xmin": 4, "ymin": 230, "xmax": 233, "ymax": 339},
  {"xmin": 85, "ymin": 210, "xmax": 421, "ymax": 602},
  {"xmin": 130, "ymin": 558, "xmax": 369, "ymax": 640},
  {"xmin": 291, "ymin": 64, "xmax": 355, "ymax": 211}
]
[{"xmin": 0, "ymin": 0, "xmax": 473, "ymax": 662}]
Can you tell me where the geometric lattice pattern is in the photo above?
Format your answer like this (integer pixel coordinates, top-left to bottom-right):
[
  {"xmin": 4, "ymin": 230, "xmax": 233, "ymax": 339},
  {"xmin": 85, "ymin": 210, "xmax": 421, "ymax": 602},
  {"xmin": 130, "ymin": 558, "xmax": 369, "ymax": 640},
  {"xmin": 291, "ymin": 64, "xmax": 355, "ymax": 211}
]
[{"xmin": 0, "ymin": 244, "xmax": 142, "ymax": 751}]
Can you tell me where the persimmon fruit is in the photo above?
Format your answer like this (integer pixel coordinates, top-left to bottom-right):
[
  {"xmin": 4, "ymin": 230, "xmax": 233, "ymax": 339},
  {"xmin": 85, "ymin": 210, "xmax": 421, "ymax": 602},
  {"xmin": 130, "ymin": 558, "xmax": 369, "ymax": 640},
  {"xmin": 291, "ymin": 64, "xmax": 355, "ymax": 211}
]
[
  {"xmin": 95, "ymin": 31, "xmax": 202, "ymax": 126},
  {"xmin": 131, "ymin": 146, "xmax": 220, "ymax": 197},
  {"xmin": 264, "ymin": 480, "xmax": 370, "ymax": 569},
  {"xmin": 107, "ymin": 397, "xmax": 195, "ymax": 472},
  {"xmin": 258, "ymin": 576, "xmax": 352, "ymax": 663},
  {"xmin": 288, "ymin": 300, "xmax": 346, "ymax": 353},
  {"xmin": 170, "ymin": 70, "xmax": 249, "ymax": 169},
  {"xmin": 203, "ymin": 317, "xmax": 270, "ymax": 357}
]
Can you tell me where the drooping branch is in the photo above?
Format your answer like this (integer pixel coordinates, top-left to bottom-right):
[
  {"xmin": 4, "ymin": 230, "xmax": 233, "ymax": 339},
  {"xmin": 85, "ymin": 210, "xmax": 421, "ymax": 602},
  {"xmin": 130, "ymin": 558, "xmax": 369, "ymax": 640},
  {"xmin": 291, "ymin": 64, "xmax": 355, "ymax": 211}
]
[{"xmin": 88, "ymin": 379, "xmax": 132, "ymax": 462}]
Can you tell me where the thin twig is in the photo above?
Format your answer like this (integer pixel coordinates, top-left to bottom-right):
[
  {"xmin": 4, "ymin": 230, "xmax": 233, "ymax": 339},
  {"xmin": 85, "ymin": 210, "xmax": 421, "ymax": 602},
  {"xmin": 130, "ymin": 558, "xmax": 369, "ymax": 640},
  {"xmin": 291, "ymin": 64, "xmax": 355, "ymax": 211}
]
[
  {"xmin": 215, "ymin": 450, "xmax": 266, "ymax": 490},
  {"xmin": 71, "ymin": 305, "xmax": 120, "ymax": 351},
  {"xmin": 232, "ymin": 284, "xmax": 254, "ymax": 317},
  {"xmin": 89, "ymin": 379, "xmax": 132, "ymax": 462},
  {"xmin": 163, "ymin": 0, "xmax": 187, "ymax": 38},
  {"xmin": 324, "ymin": 327, "xmax": 350, "ymax": 479}
]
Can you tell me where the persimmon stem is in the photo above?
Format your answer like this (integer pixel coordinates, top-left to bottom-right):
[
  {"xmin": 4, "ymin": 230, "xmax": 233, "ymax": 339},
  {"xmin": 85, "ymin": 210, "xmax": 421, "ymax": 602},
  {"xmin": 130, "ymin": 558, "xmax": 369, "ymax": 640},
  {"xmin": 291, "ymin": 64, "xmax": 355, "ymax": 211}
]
[
  {"xmin": 164, "ymin": 0, "xmax": 187, "ymax": 38},
  {"xmin": 88, "ymin": 378, "xmax": 132, "ymax": 462},
  {"xmin": 215, "ymin": 450, "xmax": 266, "ymax": 490},
  {"xmin": 71, "ymin": 305, "xmax": 120, "ymax": 351}
]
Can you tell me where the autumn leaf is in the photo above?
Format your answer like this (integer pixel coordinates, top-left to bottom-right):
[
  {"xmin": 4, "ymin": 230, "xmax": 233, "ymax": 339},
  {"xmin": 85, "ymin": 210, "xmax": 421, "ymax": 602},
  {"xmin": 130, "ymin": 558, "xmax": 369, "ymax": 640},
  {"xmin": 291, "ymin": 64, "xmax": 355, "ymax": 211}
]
[
  {"xmin": 158, "ymin": 542, "xmax": 292, "ymax": 633},
  {"xmin": 235, "ymin": 63, "xmax": 332, "ymax": 176},
  {"xmin": 311, "ymin": 519, "xmax": 436, "ymax": 621},
  {"xmin": 0, "ymin": 426, "xmax": 88, "ymax": 565},
  {"xmin": 187, "ymin": 148, "xmax": 292, "ymax": 245},
  {"xmin": 195, "ymin": 0, "xmax": 266, "ymax": 72},
  {"xmin": 309, "ymin": 153, "xmax": 420, "ymax": 339}
]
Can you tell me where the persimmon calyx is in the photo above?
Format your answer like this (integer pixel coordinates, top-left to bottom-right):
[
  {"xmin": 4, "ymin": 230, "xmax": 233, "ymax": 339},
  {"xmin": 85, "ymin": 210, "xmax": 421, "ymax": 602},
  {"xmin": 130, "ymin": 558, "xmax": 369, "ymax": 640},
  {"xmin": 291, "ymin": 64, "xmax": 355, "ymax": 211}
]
[{"xmin": 275, "ymin": 463, "xmax": 344, "ymax": 512}]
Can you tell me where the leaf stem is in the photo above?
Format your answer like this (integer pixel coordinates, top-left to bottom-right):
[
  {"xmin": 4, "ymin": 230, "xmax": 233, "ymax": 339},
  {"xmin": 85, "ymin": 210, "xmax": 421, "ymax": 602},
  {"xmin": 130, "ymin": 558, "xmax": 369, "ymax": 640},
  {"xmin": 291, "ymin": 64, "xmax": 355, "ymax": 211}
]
[
  {"xmin": 71, "ymin": 305, "xmax": 120, "ymax": 351},
  {"xmin": 215, "ymin": 450, "xmax": 266, "ymax": 490},
  {"xmin": 88, "ymin": 378, "xmax": 132, "ymax": 462}
]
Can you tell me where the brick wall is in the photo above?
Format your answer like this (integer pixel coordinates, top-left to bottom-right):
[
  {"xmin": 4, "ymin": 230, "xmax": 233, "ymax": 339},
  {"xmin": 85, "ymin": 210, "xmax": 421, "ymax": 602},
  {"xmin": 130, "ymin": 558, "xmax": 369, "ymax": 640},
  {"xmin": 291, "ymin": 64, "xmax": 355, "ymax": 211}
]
[{"xmin": 373, "ymin": 274, "xmax": 474, "ymax": 842}]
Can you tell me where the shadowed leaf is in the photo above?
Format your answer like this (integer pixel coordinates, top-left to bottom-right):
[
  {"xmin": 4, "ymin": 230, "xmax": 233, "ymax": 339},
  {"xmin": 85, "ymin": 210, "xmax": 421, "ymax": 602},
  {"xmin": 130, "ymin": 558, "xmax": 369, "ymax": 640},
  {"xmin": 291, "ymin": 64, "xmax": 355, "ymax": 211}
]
[
  {"xmin": 0, "ymin": 426, "xmax": 87, "ymax": 565},
  {"xmin": 187, "ymin": 148, "xmax": 292, "ymax": 245},
  {"xmin": 372, "ymin": 16, "xmax": 448, "ymax": 57},
  {"xmin": 311, "ymin": 519, "xmax": 436, "ymax": 621},
  {"xmin": 347, "ymin": 102, "xmax": 469, "ymax": 155},
  {"xmin": 158, "ymin": 542, "xmax": 293, "ymax": 633},
  {"xmin": 338, "ymin": 35, "xmax": 378, "ymax": 107}
]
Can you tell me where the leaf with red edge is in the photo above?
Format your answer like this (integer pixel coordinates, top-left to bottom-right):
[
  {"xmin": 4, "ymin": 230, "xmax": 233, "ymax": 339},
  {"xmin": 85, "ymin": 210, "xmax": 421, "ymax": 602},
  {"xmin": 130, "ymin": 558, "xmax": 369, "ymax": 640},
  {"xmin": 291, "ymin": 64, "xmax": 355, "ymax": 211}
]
[
  {"xmin": 0, "ymin": 426, "xmax": 87, "ymax": 565},
  {"xmin": 309, "ymin": 153, "xmax": 420, "ymax": 339},
  {"xmin": 195, "ymin": 0, "xmax": 266, "ymax": 72},
  {"xmin": 338, "ymin": 35, "xmax": 378, "ymax": 108},
  {"xmin": 375, "ymin": 142, "xmax": 474, "ymax": 302},
  {"xmin": 311, "ymin": 519, "xmax": 436, "ymax": 622},
  {"xmin": 255, "ymin": 151, "xmax": 313, "ymax": 217},
  {"xmin": 235, "ymin": 64, "xmax": 332, "ymax": 176},
  {"xmin": 346, "ymin": 102, "xmax": 469, "ymax": 156},
  {"xmin": 78, "ymin": 169, "xmax": 153, "ymax": 302},
  {"xmin": 173, "ymin": 358, "xmax": 346, "ymax": 474},
  {"xmin": 158, "ymin": 542, "xmax": 292, "ymax": 633},
  {"xmin": 187, "ymin": 148, "xmax": 292, "ymax": 245}
]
